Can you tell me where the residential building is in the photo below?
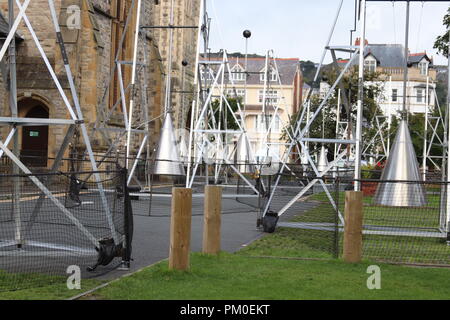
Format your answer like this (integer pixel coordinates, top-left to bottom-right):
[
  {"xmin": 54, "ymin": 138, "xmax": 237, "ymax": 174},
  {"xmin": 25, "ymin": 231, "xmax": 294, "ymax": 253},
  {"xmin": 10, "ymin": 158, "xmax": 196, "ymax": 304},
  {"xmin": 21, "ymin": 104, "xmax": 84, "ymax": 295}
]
[
  {"xmin": 202, "ymin": 52, "xmax": 303, "ymax": 162},
  {"xmin": 320, "ymin": 40, "xmax": 437, "ymax": 118}
]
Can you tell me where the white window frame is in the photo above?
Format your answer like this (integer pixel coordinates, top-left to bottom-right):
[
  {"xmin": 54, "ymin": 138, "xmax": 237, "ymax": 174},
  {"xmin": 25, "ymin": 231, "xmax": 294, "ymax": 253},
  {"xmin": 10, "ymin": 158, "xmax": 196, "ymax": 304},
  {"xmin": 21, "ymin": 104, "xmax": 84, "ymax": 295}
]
[
  {"xmin": 200, "ymin": 66, "xmax": 213, "ymax": 81},
  {"xmin": 227, "ymin": 88, "xmax": 245, "ymax": 98},
  {"xmin": 364, "ymin": 59, "xmax": 376, "ymax": 73},
  {"xmin": 417, "ymin": 88, "xmax": 424, "ymax": 103},
  {"xmin": 260, "ymin": 68, "xmax": 278, "ymax": 82},
  {"xmin": 419, "ymin": 60, "xmax": 428, "ymax": 76},
  {"xmin": 255, "ymin": 114, "xmax": 281, "ymax": 132},
  {"xmin": 231, "ymin": 64, "xmax": 246, "ymax": 82},
  {"xmin": 258, "ymin": 90, "xmax": 278, "ymax": 104},
  {"xmin": 392, "ymin": 89, "xmax": 398, "ymax": 102}
]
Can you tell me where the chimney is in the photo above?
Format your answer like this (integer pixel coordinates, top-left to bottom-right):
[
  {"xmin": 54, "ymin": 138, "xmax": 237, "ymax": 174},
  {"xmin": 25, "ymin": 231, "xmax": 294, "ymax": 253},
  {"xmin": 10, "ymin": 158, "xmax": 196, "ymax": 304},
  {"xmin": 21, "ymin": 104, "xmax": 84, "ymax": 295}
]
[{"xmin": 355, "ymin": 37, "xmax": 369, "ymax": 46}]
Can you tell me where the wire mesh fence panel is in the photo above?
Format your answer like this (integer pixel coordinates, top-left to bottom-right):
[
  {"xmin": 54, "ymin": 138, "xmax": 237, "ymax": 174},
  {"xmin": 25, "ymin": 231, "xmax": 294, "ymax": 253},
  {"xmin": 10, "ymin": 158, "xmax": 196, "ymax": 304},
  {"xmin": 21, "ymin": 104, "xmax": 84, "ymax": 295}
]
[
  {"xmin": 358, "ymin": 179, "xmax": 450, "ymax": 265},
  {"xmin": 0, "ymin": 169, "xmax": 132, "ymax": 292},
  {"xmin": 240, "ymin": 173, "xmax": 341, "ymax": 259}
]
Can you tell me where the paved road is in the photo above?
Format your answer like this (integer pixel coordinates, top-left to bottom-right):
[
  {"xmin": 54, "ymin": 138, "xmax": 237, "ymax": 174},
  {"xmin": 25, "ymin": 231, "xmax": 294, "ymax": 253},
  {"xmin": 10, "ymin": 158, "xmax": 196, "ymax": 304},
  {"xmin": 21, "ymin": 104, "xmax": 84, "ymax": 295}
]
[
  {"xmin": 102, "ymin": 187, "xmax": 319, "ymax": 279},
  {"xmin": 0, "ymin": 184, "xmax": 311, "ymax": 283},
  {"xmin": 100, "ymin": 196, "xmax": 264, "ymax": 279}
]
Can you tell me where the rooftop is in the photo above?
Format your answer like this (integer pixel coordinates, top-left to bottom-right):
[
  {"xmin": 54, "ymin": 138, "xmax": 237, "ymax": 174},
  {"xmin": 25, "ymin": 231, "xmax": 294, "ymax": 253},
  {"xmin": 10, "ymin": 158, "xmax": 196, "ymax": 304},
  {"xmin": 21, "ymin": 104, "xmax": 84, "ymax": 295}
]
[
  {"xmin": 201, "ymin": 52, "xmax": 300, "ymax": 86},
  {"xmin": 333, "ymin": 43, "xmax": 433, "ymax": 69}
]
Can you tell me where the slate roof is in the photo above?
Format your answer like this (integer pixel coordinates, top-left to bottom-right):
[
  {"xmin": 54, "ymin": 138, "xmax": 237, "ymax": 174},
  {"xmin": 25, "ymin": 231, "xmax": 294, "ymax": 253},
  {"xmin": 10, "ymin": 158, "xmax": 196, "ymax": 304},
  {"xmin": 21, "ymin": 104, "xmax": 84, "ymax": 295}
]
[
  {"xmin": 365, "ymin": 44, "xmax": 406, "ymax": 68},
  {"xmin": 346, "ymin": 44, "xmax": 432, "ymax": 68},
  {"xmin": 408, "ymin": 52, "xmax": 431, "ymax": 65},
  {"xmin": 202, "ymin": 53, "xmax": 300, "ymax": 86},
  {"xmin": 331, "ymin": 44, "xmax": 433, "ymax": 72}
]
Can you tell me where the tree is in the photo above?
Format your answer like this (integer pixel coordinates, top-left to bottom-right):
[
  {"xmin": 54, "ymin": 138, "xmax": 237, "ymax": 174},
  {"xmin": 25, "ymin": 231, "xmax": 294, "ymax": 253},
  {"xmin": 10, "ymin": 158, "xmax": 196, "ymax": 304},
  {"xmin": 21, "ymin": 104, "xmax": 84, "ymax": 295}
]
[
  {"xmin": 300, "ymin": 60, "xmax": 319, "ymax": 87},
  {"xmin": 210, "ymin": 96, "xmax": 240, "ymax": 131},
  {"xmin": 434, "ymin": 8, "xmax": 450, "ymax": 56},
  {"xmin": 282, "ymin": 66, "xmax": 386, "ymax": 161}
]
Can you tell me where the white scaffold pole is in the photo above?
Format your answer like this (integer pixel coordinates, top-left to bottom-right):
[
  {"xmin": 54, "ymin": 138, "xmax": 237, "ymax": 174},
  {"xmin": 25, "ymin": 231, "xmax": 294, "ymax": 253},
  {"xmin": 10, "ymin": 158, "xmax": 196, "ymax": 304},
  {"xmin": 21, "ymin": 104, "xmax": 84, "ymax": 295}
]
[
  {"xmin": 126, "ymin": 0, "xmax": 142, "ymax": 170},
  {"xmin": 186, "ymin": 0, "xmax": 205, "ymax": 188},
  {"xmin": 423, "ymin": 76, "xmax": 429, "ymax": 181},
  {"xmin": 387, "ymin": 76, "xmax": 392, "ymax": 157},
  {"xmin": 446, "ymin": 23, "xmax": 450, "ymax": 237},
  {"xmin": 354, "ymin": 0, "xmax": 366, "ymax": 191}
]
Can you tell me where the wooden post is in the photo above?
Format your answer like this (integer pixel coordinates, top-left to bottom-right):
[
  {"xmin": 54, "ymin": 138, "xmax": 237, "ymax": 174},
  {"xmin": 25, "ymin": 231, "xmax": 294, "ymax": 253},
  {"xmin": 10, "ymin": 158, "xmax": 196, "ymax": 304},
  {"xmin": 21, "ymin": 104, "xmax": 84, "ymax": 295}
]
[
  {"xmin": 202, "ymin": 185, "xmax": 222, "ymax": 254},
  {"xmin": 169, "ymin": 188, "xmax": 192, "ymax": 270},
  {"xmin": 343, "ymin": 191, "xmax": 363, "ymax": 263}
]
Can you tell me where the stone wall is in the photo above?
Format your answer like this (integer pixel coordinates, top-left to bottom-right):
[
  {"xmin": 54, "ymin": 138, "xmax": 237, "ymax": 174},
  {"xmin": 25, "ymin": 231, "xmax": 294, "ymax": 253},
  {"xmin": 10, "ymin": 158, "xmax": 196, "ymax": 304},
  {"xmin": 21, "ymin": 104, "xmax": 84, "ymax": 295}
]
[
  {"xmin": 151, "ymin": 0, "xmax": 199, "ymax": 131},
  {"xmin": 0, "ymin": 0, "xmax": 171, "ymax": 168}
]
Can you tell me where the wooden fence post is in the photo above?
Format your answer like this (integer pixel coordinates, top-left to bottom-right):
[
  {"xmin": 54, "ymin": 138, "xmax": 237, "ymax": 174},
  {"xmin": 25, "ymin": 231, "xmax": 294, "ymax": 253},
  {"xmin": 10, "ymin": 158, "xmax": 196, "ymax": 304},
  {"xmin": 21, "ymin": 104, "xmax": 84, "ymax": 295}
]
[
  {"xmin": 169, "ymin": 187, "xmax": 192, "ymax": 270},
  {"xmin": 343, "ymin": 191, "xmax": 363, "ymax": 263},
  {"xmin": 202, "ymin": 185, "xmax": 222, "ymax": 254}
]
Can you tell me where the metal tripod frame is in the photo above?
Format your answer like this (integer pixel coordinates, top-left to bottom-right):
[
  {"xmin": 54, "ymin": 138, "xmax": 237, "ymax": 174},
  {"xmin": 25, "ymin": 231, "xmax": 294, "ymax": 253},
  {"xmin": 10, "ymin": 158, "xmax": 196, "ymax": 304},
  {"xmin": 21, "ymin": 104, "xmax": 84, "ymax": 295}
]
[{"xmin": 0, "ymin": 0, "xmax": 120, "ymax": 254}]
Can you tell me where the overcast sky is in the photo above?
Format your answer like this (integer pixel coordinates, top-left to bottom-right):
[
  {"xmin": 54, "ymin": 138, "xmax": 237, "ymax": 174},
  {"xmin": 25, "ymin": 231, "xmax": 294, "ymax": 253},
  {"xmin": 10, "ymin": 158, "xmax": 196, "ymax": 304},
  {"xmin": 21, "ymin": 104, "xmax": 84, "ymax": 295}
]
[{"xmin": 207, "ymin": 0, "xmax": 450, "ymax": 65}]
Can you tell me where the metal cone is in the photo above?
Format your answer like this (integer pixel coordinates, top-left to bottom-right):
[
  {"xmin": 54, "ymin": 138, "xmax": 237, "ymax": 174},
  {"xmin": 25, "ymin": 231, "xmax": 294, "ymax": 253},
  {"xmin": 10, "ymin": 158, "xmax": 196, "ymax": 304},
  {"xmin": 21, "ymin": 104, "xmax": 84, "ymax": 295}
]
[
  {"xmin": 178, "ymin": 132, "xmax": 188, "ymax": 165},
  {"xmin": 373, "ymin": 120, "xmax": 426, "ymax": 207},
  {"xmin": 236, "ymin": 133, "xmax": 254, "ymax": 174},
  {"xmin": 153, "ymin": 114, "xmax": 185, "ymax": 175},
  {"xmin": 317, "ymin": 146, "xmax": 328, "ymax": 172}
]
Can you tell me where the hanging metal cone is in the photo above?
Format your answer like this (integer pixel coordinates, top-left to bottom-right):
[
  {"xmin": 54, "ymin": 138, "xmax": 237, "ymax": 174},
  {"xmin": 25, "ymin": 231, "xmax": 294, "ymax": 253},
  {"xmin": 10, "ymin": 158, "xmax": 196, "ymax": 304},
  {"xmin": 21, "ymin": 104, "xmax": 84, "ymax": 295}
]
[
  {"xmin": 178, "ymin": 132, "xmax": 188, "ymax": 165},
  {"xmin": 317, "ymin": 146, "xmax": 328, "ymax": 172},
  {"xmin": 236, "ymin": 133, "xmax": 254, "ymax": 174},
  {"xmin": 373, "ymin": 120, "xmax": 426, "ymax": 207},
  {"xmin": 153, "ymin": 115, "xmax": 185, "ymax": 175}
]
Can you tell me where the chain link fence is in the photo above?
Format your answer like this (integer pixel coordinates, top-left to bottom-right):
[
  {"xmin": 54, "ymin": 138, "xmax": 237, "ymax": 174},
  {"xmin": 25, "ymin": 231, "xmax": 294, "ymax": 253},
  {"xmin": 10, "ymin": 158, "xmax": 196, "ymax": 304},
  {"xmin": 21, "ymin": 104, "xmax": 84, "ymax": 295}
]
[
  {"xmin": 0, "ymin": 169, "xmax": 133, "ymax": 292},
  {"xmin": 357, "ymin": 178, "xmax": 450, "ymax": 265},
  {"xmin": 248, "ymin": 171, "xmax": 450, "ymax": 266}
]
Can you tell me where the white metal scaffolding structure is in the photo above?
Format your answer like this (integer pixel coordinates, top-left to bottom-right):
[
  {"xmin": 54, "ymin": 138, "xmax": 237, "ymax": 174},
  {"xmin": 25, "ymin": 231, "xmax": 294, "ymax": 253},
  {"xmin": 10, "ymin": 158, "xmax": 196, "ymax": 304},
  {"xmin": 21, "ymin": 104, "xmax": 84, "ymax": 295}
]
[
  {"xmin": 185, "ymin": 1, "xmax": 261, "ymax": 195},
  {"xmin": 186, "ymin": 50, "xmax": 259, "ymax": 192},
  {"xmin": 263, "ymin": 0, "xmax": 450, "ymax": 240},
  {"xmin": 255, "ymin": 50, "xmax": 299, "ymax": 177},
  {"xmin": 91, "ymin": 0, "xmax": 154, "ymax": 189},
  {"xmin": 0, "ymin": 0, "xmax": 119, "ymax": 255},
  {"xmin": 260, "ymin": 0, "xmax": 365, "ymax": 226}
]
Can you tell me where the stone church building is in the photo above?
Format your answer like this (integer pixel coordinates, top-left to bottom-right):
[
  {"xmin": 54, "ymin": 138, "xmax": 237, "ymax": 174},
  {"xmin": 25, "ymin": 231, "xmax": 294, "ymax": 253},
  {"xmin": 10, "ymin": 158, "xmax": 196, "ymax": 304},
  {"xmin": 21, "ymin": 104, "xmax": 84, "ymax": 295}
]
[{"xmin": 0, "ymin": 0, "xmax": 199, "ymax": 170}]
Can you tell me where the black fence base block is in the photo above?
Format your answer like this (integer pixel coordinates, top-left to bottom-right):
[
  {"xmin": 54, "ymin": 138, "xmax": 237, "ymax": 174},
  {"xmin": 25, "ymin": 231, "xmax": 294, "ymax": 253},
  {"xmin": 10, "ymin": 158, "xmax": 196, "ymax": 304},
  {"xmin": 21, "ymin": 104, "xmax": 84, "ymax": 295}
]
[
  {"xmin": 128, "ymin": 186, "xmax": 141, "ymax": 200},
  {"xmin": 263, "ymin": 211, "xmax": 279, "ymax": 233},
  {"xmin": 256, "ymin": 217, "xmax": 263, "ymax": 228}
]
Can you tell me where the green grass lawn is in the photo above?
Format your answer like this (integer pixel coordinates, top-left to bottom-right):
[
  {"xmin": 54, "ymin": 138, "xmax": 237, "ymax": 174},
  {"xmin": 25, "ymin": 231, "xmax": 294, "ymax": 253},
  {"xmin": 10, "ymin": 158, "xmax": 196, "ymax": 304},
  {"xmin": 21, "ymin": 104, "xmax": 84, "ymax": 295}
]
[
  {"xmin": 87, "ymin": 252, "xmax": 450, "ymax": 300},
  {"xmin": 309, "ymin": 191, "xmax": 442, "ymax": 229},
  {"xmin": 2, "ymin": 189, "xmax": 450, "ymax": 300},
  {"xmin": 0, "ymin": 272, "xmax": 103, "ymax": 300},
  {"xmin": 293, "ymin": 191, "xmax": 450, "ymax": 265},
  {"xmin": 238, "ymin": 227, "xmax": 337, "ymax": 259}
]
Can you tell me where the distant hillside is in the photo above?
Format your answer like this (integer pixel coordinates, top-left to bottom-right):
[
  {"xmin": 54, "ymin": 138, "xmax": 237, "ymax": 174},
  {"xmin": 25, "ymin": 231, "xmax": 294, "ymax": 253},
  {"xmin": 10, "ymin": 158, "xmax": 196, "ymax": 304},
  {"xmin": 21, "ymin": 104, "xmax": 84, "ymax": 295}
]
[{"xmin": 300, "ymin": 60, "xmax": 319, "ymax": 88}]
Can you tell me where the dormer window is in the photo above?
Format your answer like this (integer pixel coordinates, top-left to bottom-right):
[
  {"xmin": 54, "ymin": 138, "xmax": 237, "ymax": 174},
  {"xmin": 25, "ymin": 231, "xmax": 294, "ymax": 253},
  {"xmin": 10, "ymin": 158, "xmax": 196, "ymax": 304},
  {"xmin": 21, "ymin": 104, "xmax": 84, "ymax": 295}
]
[
  {"xmin": 200, "ymin": 68, "xmax": 213, "ymax": 81},
  {"xmin": 260, "ymin": 68, "xmax": 278, "ymax": 82},
  {"xmin": 364, "ymin": 57, "xmax": 377, "ymax": 73},
  {"xmin": 230, "ymin": 64, "xmax": 246, "ymax": 81},
  {"xmin": 419, "ymin": 60, "xmax": 428, "ymax": 76}
]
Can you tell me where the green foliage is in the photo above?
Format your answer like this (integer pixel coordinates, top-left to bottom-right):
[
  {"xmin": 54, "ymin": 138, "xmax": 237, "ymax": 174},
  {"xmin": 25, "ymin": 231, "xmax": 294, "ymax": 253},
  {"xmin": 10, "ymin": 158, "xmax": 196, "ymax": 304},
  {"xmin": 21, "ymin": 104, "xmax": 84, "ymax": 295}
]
[
  {"xmin": 300, "ymin": 60, "xmax": 319, "ymax": 87},
  {"xmin": 282, "ymin": 67, "xmax": 386, "ymax": 159},
  {"xmin": 434, "ymin": 8, "xmax": 450, "ymax": 56},
  {"xmin": 210, "ymin": 97, "xmax": 240, "ymax": 131},
  {"xmin": 361, "ymin": 165, "xmax": 376, "ymax": 179}
]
